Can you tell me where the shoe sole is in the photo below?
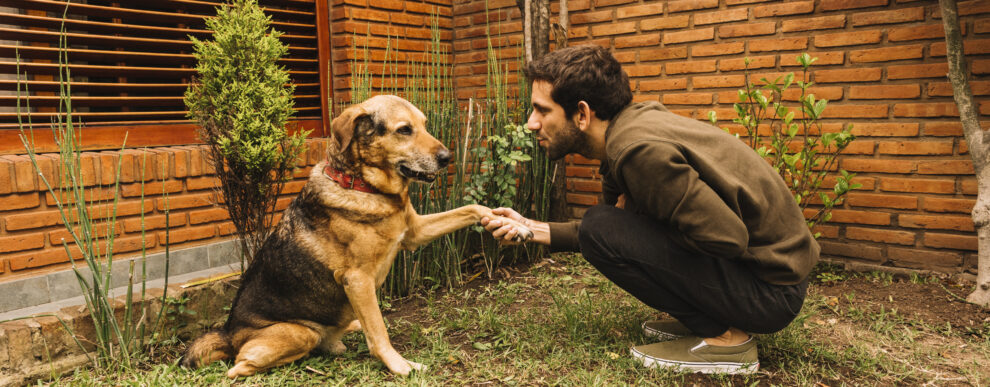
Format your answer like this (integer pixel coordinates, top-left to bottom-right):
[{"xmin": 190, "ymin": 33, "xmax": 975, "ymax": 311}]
[
  {"xmin": 630, "ymin": 347, "xmax": 759, "ymax": 375},
  {"xmin": 641, "ymin": 323, "xmax": 681, "ymax": 341}
]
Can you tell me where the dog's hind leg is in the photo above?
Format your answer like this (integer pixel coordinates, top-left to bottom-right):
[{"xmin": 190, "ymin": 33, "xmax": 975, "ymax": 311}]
[
  {"xmin": 226, "ymin": 322, "xmax": 322, "ymax": 379},
  {"xmin": 319, "ymin": 319, "xmax": 362, "ymax": 354}
]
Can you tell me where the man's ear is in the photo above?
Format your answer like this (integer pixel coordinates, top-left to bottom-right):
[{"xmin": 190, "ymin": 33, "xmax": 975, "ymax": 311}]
[
  {"xmin": 330, "ymin": 106, "xmax": 367, "ymax": 152},
  {"xmin": 575, "ymin": 101, "xmax": 594, "ymax": 132}
]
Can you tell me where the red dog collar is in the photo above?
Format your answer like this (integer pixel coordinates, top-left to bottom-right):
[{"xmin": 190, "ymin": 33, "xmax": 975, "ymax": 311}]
[{"xmin": 323, "ymin": 164, "xmax": 379, "ymax": 194}]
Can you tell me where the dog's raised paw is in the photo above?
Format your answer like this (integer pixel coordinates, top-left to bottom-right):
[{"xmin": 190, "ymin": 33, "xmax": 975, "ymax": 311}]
[{"xmin": 512, "ymin": 225, "xmax": 534, "ymax": 243}]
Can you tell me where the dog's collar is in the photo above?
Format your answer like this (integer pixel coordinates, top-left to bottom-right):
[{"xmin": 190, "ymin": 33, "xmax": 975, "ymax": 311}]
[{"xmin": 323, "ymin": 164, "xmax": 379, "ymax": 194}]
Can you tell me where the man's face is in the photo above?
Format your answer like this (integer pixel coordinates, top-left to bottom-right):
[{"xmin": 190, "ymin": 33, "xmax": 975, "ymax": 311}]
[{"xmin": 527, "ymin": 80, "xmax": 585, "ymax": 161}]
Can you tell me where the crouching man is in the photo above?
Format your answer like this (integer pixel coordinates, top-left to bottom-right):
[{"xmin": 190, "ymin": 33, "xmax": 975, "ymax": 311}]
[{"xmin": 482, "ymin": 45, "xmax": 819, "ymax": 374}]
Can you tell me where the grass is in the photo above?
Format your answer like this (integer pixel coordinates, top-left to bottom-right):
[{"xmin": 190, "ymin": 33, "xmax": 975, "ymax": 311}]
[{"xmin": 47, "ymin": 254, "xmax": 990, "ymax": 386}]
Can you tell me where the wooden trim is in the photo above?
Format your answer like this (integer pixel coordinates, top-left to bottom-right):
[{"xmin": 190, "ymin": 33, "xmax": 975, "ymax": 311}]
[
  {"xmin": 316, "ymin": 0, "xmax": 332, "ymax": 137},
  {"xmin": 0, "ymin": 119, "xmax": 325, "ymax": 155}
]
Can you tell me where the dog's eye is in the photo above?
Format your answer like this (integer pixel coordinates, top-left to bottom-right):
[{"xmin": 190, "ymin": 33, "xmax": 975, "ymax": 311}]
[{"xmin": 396, "ymin": 126, "xmax": 413, "ymax": 136}]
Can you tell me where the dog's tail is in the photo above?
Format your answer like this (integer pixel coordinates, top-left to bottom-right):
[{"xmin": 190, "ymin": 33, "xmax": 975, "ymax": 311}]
[{"xmin": 180, "ymin": 329, "xmax": 234, "ymax": 369}]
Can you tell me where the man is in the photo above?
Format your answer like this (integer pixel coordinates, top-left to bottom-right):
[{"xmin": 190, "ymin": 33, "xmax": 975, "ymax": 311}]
[{"xmin": 481, "ymin": 45, "xmax": 818, "ymax": 374}]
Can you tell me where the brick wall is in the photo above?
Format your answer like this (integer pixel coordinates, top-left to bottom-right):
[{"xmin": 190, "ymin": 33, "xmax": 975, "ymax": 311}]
[
  {"xmin": 0, "ymin": 139, "xmax": 330, "ymax": 282},
  {"xmin": 453, "ymin": 0, "xmax": 990, "ymax": 276}
]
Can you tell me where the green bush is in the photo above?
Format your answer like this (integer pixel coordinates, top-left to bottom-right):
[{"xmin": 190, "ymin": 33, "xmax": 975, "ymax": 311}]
[
  {"xmin": 184, "ymin": 0, "xmax": 309, "ymax": 265},
  {"xmin": 709, "ymin": 53, "xmax": 860, "ymax": 236}
]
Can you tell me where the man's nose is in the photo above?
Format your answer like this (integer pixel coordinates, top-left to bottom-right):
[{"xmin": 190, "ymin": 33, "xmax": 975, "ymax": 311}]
[
  {"xmin": 526, "ymin": 113, "xmax": 540, "ymax": 131},
  {"xmin": 435, "ymin": 148, "xmax": 452, "ymax": 167}
]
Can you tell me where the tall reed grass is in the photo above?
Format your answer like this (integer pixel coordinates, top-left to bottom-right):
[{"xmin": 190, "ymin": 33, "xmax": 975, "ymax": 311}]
[
  {"xmin": 344, "ymin": 14, "xmax": 551, "ymax": 296},
  {"xmin": 12, "ymin": 16, "xmax": 171, "ymax": 371}
]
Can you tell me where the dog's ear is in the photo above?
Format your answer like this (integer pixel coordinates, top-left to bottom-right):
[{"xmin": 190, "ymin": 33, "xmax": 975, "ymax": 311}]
[{"xmin": 330, "ymin": 106, "xmax": 367, "ymax": 152}]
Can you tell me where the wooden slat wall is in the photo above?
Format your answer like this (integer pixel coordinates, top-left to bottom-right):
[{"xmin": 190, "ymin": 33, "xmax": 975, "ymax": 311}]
[{"xmin": 0, "ymin": 0, "xmax": 328, "ymax": 153}]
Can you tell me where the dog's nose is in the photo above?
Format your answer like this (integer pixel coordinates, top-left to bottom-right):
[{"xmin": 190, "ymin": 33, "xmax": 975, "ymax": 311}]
[{"xmin": 435, "ymin": 148, "xmax": 452, "ymax": 168}]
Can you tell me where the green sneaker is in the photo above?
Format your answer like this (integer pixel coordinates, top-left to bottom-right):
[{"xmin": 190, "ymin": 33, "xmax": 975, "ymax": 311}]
[
  {"xmin": 641, "ymin": 319, "xmax": 693, "ymax": 341},
  {"xmin": 630, "ymin": 336, "xmax": 759, "ymax": 375}
]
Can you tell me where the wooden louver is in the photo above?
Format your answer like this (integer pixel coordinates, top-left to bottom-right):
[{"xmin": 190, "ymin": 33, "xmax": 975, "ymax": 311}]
[{"xmin": 0, "ymin": 0, "xmax": 328, "ymax": 151}]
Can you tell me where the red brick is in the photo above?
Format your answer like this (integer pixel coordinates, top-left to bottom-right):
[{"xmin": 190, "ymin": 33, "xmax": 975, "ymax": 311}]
[
  {"xmin": 159, "ymin": 192, "xmax": 214, "ymax": 211},
  {"xmin": 0, "ymin": 157, "xmax": 12, "ymax": 194},
  {"xmin": 8, "ymin": 247, "xmax": 80, "ymax": 271},
  {"xmin": 820, "ymin": 104, "xmax": 888, "ymax": 118},
  {"xmin": 838, "ymin": 141, "xmax": 877, "ymax": 155},
  {"xmin": 662, "ymin": 93, "xmax": 713, "ymax": 105},
  {"xmin": 841, "ymin": 159, "xmax": 917, "ymax": 174},
  {"xmin": 754, "ymin": 1, "xmax": 814, "ymax": 18},
  {"xmin": 828, "ymin": 209, "xmax": 891, "ymax": 225},
  {"xmin": 694, "ymin": 8, "xmax": 748, "ymax": 25},
  {"xmin": 120, "ymin": 180, "xmax": 183, "ymax": 198},
  {"xmin": 781, "ymin": 86, "xmax": 844, "ymax": 101},
  {"xmin": 0, "ymin": 232, "xmax": 46, "ymax": 254},
  {"xmin": 849, "ymin": 44, "xmax": 924, "ymax": 63},
  {"xmin": 959, "ymin": 0, "xmax": 990, "ymax": 16},
  {"xmin": 159, "ymin": 224, "xmax": 216, "ymax": 245},
  {"xmin": 591, "ymin": 21, "xmax": 637, "ymax": 37},
  {"xmin": 691, "ymin": 42, "xmax": 745, "ymax": 57},
  {"xmin": 693, "ymin": 75, "xmax": 746, "ymax": 89},
  {"xmin": 821, "ymin": 0, "xmax": 889, "ymax": 11},
  {"xmin": 928, "ymin": 81, "xmax": 990, "ymax": 96},
  {"xmin": 931, "ymin": 39, "xmax": 990, "ymax": 57},
  {"xmin": 123, "ymin": 213, "xmax": 187, "ymax": 233},
  {"xmin": 566, "ymin": 193, "xmax": 599, "ymax": 206},
  {"xmin": 594, "ymin": 0, "xmax": 636, "ymax": 6},
  {"xmin": 893, "ymin": 103, "xmax": 959, "ymax": 118},
  {"xmin": 845, "ymin": 226, "xmax": 915, "ymax": 245},
  {"xmin": 3, "ymin": 156, "xmax": 36, "ymax": 192},
  {"xmin": 218, "ymin": 221, "xmax": 238, "ymax": 236},
  {"xmin": 641, "ymin": 15, "xmax": 690, "ymax": 31},
  {"xmin": 186, "ymin": 176, "xmax": 220, "ymax": 191},
  {"xmin": 368, "ymin": 0, "xmax": 403, "ymax": 11},
  {"xmin": 663, "ymin": 28, "xmax": 715, "ymax": 44},
  {"xmin": 819, "ymin": 241, "xmax": 884, "ymax": 262},
  {"xmin": 880, "ymin": 178, "xmax": 955, "ymax": 194},
  {"xmin": 190, "ymin": 208, "xmax": 231, "ymax": 225},
  {"xmin": 639, "ymin": 78, "xmax": 687, "ymax": 91},
  {"xmin": 849, "ymin": 84, "xmax": 922, "ymax": 100},
  {"xmin": 726, "ymin": 0, "xmax": 772, "ymax": 4},
  {"xmin": 813, "ymin": 224, "xmax": 840, "ymax": 239},
  {"xmin": 49, "ymin": 222, "xmax": 121, "ymax": 246},
  {"xmin": 719, "ymin": 22, "xmax": 775, "ymax": 38},
  {"xmin": 887, "ymin": 63, "xmax": 949, "ymax": 80},
  {"xmin": 851, "ymin": 7, "xmax": 925, "ymax": 27},
  {"xmin": 615, "ymin": 34, "xmax": 660, "ymax": 48},
  {"xmin": 719, "ymin": 55, "xmax": 776, "ymax": 71},
  {"xmin": 566, "ymin": 166, "xmax": 600, "ymax": 178},
  {"xmin": 0, "ymin": 192, "xmax": 40, "ymax": 211},
  {"xmin": 846, "ymin": 193, "xmax": 918, "ymax": 209},
  {"xmin": 814, "ymin": 68, "xmax": 883, "ymax": 83},
  {"xmin": 668, "ymin": 0, "xmax": 718, "ymax": 13},
  {"xmin": 923, "ymin": 122, "xmax": 964, "ymax": 136},
  {"xmin": 888, "ymin": 247, "xmax": 962, "ymax": 268},
  {"xmin": 5, "ymin": 210, "xmax": 61, "ymax": 231},
  {"xmin": 851, "ymin": 123, "xmax": 920, "ymax": 137},
  {"xmin": 616, "ymin": 3, "xmax": 664, "ymax": 18},
  {"xmin": 814, "ymin": 30, "xmax": 883, "ymax": 47},
  {"xmin": 978, "ymin": 18, "xmax": 990, "ymax": 34},
  {"xmin": 900, "ymin": 214, "xmax": 974, "ymax": 231},
  {"xmin": 961, "ymin": 178, "xmax": 978, "ymax": 195},
  {"xmin": 888, "ymin": 24, "xmax": 949, "ymax": 42},
  {"xmin": 666, "ymin": 60, "xmax": 717, "ymax": 74},
  {"xmin": 568, "ymin": 179, "xmax": 602, "ymax": 192},
  {"xmin": 923, "ymin": 197, "xmax": 975, "ymax": 213},
  {"xmin": 924, "ymin": 233, "xmax": 977, "ymax": 251},
  {"xmin": 916, "ymin": 160, "xmax": 974, "ymax": 175},
  {"xmin": 782, "ymin": 15, "xmax": 846, "ymax": 32},
  {"xmin": 640, "ymin": 47, "xmax": 688, "ymax": 61},
  {"xmin": 625, "ymin": 64, "xmax": 662, "ymax": 77},
  {"xmin": 748, "ymin": 37, "xmax": 808, "ymax": 52},
  {"xmin": 877, "ymin": 141, "xmax": 953, "ymax": 155}
]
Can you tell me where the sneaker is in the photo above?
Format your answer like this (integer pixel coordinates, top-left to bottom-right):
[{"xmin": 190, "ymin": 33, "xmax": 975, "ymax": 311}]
[
  {"xmin": 641, "ymin": 319, "xmax": 693, "ymax": 341},
  {"xmin": 630, "ymin": 336, "xmax": 759, "ymax": 375}
]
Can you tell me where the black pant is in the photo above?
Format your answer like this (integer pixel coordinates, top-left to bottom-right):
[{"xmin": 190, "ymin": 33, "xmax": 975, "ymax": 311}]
[{"xmin": 578, "ymin": 205, "xmax": 808, "ymax": 338}]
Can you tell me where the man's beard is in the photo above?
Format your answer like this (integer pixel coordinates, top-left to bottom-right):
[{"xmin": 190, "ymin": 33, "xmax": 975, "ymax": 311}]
[{"xmin": 545, "ymin": 121, "xmax": 590, "ymax": 161}]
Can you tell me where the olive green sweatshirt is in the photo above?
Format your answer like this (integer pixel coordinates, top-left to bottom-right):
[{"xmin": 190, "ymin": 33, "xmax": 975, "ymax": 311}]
[{"xmin": 548, "ymin": 101, "xmax": 820, "ymax": 285}]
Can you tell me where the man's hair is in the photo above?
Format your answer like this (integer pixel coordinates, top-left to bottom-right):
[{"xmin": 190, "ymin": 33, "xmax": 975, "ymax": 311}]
[{"xmin": 523, "ymin": 45, "xmax": 633, "ymax": 121}]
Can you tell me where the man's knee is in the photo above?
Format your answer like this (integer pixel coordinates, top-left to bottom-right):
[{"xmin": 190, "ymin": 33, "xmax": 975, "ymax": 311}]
[{"xmin": 578, "ymin": 205, "xmax": 627, "ymax": 259}]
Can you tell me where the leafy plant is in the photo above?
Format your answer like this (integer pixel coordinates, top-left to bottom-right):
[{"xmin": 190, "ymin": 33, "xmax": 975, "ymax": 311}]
[
  {"xmin": 709, "ymin": 53, "xmax": 860, "ymax": 235},
  {"xmin": 464, "ymin": 123, "xmax": 535, "ymax": 209},
  {"xmin": 184, "ymin": 0, "xmax": 309, "ymax": 267}
]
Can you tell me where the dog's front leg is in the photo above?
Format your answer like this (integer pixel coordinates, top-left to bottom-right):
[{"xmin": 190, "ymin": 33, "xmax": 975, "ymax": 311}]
[
  {"xmin": 402, "ymin": 204, "xmax": 533, "ymax": 249},
  {"xmin": 337, "ymin": 269, "xmax": 424, "ymax": 376}
]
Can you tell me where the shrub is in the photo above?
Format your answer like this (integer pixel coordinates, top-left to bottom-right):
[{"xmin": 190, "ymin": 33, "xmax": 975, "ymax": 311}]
[
  {"xmin": 184, "ymin": 0, "xmax": 309, "ymax": 265},
  {"xmin": 709, "ymin": 54, "xmax": 860, "ymax": 236}
]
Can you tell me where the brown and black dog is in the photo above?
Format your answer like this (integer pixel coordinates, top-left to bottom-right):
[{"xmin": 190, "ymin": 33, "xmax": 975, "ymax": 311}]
[{"xmin": 180, "ymin": 95, "xmax": 532, "ymax": 378}]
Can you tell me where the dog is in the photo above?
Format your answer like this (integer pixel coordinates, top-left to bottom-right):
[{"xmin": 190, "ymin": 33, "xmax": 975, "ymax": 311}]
[{"xmin": 180, "ymin": 95, "xmax": 532, "ymax": 378}]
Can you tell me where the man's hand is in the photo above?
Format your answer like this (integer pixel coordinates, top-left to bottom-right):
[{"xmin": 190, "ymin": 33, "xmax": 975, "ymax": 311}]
[
  {"xmin": 616, "ymin": 194, "xmax": 627, "ymax": 209},
  {"xmin": 482, "ymin": 207, "xmax": 530, "ymax": 245}
]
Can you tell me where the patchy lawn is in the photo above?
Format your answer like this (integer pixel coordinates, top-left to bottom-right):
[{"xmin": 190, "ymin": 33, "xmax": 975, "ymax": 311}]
[{"xmin": 52, "ymin": 253, "xmax": 989, "ymax": 386}]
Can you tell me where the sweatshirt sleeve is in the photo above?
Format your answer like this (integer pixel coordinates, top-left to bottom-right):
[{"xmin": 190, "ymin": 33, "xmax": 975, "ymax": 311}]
[
  {"xmin": 614, "ymin": 141, "xmax": 749, "ymax": 259},
  {"xmin": 548, "ymin": 221, "xmax": 581, "ymax": 252}
]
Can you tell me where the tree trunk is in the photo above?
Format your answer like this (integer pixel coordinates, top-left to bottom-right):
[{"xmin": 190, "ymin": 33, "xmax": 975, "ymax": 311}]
[{"xmin": 939, "ymin": 0, "xmax": 990, "ymax": 306}]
